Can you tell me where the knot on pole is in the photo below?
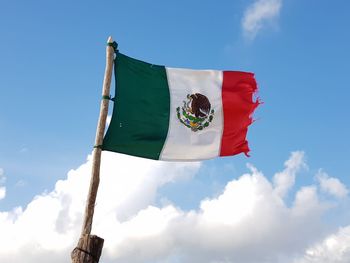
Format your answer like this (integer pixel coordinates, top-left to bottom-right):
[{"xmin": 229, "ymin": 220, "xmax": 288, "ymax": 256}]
[{"xmin": 107, "ymin": 41, "xmax": 118, "ymax": 52}]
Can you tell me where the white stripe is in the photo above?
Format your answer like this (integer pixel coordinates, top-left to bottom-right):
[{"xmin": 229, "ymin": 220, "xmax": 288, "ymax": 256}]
[{"xmin": 160, "ymin": 68, "xmax": 223, "ymax": 161}]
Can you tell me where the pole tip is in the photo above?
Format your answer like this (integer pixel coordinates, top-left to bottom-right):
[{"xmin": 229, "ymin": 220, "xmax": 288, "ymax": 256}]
[{"xmin": 107, "ymin": 36, "xmax": 113, "ymax": 44}]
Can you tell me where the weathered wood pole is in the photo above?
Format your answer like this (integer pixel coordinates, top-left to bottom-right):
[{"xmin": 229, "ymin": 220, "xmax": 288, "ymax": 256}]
[{"xmin": 71, "ymin": 36, "xmax": 115, "ymax": 263}]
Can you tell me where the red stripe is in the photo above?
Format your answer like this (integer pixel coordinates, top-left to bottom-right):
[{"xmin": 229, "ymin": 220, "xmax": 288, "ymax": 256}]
[{"xmin": 220, "ymin": 71, "xmax": 260, "ymax": 157}]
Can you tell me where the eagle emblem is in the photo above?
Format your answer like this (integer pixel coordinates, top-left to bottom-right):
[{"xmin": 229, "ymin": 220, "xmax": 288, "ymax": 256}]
[{"xmin": 176, "ymin": 93, "xmax": 214, "ymax": 132}]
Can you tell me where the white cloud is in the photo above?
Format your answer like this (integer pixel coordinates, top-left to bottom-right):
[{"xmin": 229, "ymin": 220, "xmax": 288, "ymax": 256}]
[
  {"xmin": 0, "ymin": 151, "xmax": 349, "ymax": 263},
  {"xmin": 0, "ymin": 168, "xmax": 6, "ymax": 200},
  {"xmin": 0, "ymin": 188, "xmax": 4, "ymax": 200},
  {"xmin": 242, "ymin": 0, "xmax": 282, "ymax": 40},
  {"xmin": 0, "ymin": 152, "xmax": 200, "ymax": 263},
  {"xmin": 295, "ymin": 226, "xmax": 350, "ymax": 263},
  {"xmin": 316, "ymin": 170, "xmax": 349, "ymax": 199},
  {"xmin": 273, "ymin": 151, "xmax": 306, "ymax": 198}
]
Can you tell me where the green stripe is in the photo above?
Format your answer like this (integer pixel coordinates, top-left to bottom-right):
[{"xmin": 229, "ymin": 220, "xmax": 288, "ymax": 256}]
[{"xmin": 102, "ymin": 53, "xmax": 170, "ymax": 160}]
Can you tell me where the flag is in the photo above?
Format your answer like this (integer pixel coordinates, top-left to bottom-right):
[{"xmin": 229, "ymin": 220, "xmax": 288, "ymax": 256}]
[{"xmin": 102, "ymin": 52, "xmax": 260, "ymax": 161}]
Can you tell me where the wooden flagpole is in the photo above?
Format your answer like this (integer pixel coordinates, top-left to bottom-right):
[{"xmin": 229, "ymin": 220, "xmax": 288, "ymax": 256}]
[{"xmin": 71, "ymin": 36, "xmax": 115, "ymax": 263}]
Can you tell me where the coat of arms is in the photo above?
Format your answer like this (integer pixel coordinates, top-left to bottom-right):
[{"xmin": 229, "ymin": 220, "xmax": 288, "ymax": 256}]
[{"xmin": 176, "ymin": 93, "xmax": 214, "ymax": 132}]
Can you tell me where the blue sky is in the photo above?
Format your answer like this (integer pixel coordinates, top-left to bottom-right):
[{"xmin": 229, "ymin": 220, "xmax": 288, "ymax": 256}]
[{"xmin": 1, "ymin": 1, "xmax": 350, "ymax": 262}]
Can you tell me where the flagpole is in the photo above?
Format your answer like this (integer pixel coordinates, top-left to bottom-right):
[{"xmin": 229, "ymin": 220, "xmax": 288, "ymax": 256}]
[{"xmin": 71, "ymin": 36, "xmax": 115, "ymax": 263}]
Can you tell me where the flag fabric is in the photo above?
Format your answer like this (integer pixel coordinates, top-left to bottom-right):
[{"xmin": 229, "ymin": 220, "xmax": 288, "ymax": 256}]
[{"xmin": 102, "ymin": 52, "xmax": 260, "ymax": 161}]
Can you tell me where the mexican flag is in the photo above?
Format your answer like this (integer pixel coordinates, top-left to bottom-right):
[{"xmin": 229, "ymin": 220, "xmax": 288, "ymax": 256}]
[{"xmin": 102, "ymin": 53, "xmax": 260, "ymax": 161}]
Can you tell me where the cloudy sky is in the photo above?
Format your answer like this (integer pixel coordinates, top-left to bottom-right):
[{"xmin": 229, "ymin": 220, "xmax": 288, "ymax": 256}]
[{"xmin": 1, "ymin": 1, "xmax": 350, "ymax": 262}]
